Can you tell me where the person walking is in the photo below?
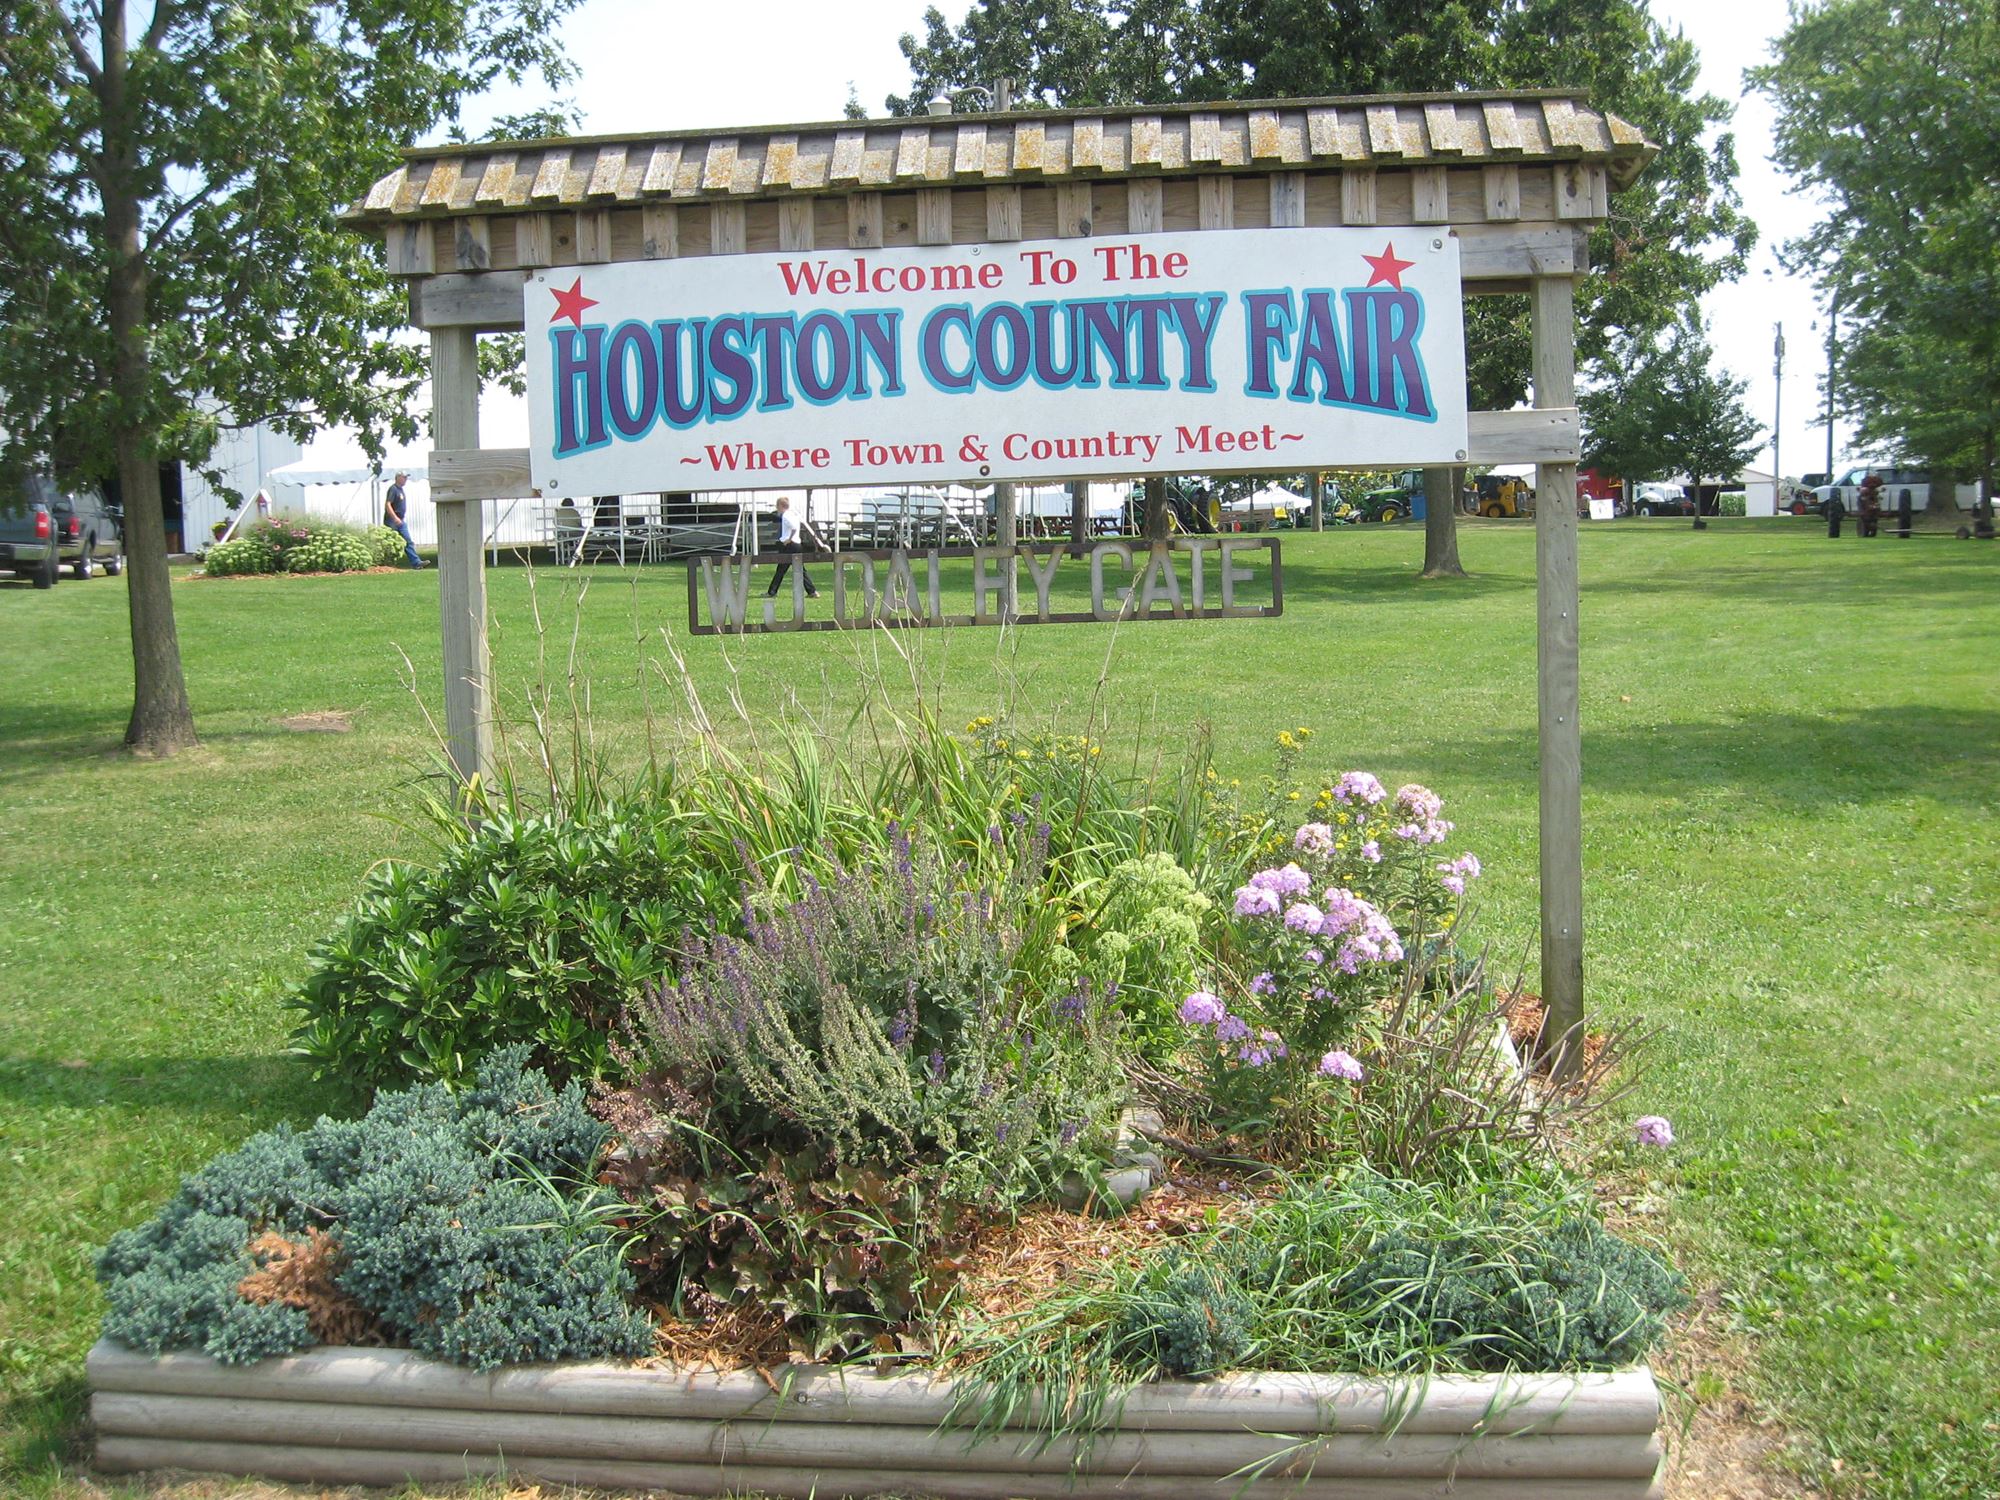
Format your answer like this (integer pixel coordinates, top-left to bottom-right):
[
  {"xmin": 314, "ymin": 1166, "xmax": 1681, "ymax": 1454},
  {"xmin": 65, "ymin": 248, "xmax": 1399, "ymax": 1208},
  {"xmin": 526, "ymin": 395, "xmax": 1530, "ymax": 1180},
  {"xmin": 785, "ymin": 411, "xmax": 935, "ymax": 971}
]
[
  {"xmin": 765, "ymin": 496, "xmax": 819, "ymax": 598},
  {"xmin": 384, "ymin": 471, "xmax": 425, "ymax": 568}
]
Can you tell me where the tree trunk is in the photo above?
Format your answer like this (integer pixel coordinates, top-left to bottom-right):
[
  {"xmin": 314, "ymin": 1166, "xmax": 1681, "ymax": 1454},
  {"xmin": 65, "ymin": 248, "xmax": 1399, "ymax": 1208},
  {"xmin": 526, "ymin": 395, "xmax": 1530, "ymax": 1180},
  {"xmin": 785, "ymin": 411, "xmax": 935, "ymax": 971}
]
[
  {"xmin": 99, "ymin": 5, "xmax": 197, "ymax": 755},
  {"xmin": 1068, "ymin": 481, "xmax": 1086, "ymax": 545},
  {"xmin": 1419, "ymin": 465, "xmax": 1466, "ymax": 577},
  {"xmin": 1142, "ymin": 478, "xmax": 1168, "ymax": 542}
]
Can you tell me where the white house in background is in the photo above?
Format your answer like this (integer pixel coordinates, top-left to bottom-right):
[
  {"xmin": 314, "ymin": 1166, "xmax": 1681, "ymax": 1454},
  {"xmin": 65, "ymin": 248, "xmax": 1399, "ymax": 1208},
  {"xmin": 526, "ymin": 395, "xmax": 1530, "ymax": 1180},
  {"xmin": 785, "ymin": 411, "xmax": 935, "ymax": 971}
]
[{"xmin": 1739, "ymin": 468, "xmax": 1777, "ymax": 516}]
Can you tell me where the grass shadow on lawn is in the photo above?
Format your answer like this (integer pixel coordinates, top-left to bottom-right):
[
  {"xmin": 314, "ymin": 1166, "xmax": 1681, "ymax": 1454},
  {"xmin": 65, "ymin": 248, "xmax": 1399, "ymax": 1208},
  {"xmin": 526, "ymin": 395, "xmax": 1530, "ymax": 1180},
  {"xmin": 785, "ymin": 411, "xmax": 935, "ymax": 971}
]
[
  {"xmin": 1447, "ymin": 704, "xmax": 2000, "ymax": 812},
  {"xmin": 0, "ymin": 1054, "xmax": 348, "ymax": 1120}
]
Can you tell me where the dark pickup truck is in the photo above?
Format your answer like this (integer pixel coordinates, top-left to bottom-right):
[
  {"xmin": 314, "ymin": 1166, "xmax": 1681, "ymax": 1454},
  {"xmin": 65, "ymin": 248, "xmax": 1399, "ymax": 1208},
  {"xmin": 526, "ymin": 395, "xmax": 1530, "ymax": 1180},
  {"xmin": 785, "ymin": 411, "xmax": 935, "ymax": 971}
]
[{"xmin": 2, "ymin": 476, "xmax": 123, "ymax": 587}]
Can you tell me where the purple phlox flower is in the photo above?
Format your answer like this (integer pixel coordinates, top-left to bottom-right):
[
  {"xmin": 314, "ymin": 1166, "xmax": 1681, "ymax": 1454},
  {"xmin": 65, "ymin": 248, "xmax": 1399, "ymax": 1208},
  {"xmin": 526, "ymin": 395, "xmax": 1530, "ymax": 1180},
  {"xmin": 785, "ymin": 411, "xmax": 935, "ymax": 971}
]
[
  {"xmin": 1436, "ymin": 852, "xmax": 1482, "ymax": 887},
  {"xmin": 1249, "ymin": 971, "xmax": 1278, "ymax": 996},
  {"xmin": 1258, "ymin": 1027, "xmax": 1288, "ymax": 1059},
  {"xmin": 1237, "ymin": 1041, "xmax": 1278, "ymax": 1066},
  {"xmin": 1248, "ymin": 863, "xmax": 1314, "ymax": 896},
  {"xmin": 1304, "ymin": 947, "xmax": 1325, "ymax": 965},
  {"xmin": 1234, "ymin": 884, "xmax": 1281, "ymax": 918},
  {"xmin": 1294, "ymin": 822, "xmax": 1336, "ymax": 857},
  {"xmin": 1320, "ymin": 888, "xmax": 1404, "ymax": 968},
  {"xmin": 1309, "ymin": 985, "xmax": 1333, "ymax": 1001},
  {"xmin": 1215, "ymin": 1012, "xmax": 1251, "ymax": 1043},
  {"xmin": 1392, "ymin": 784, "xmax": 1453, "ymax": 844},
  {"xmin": 1318, "ymin": 1049, "xmax": 1365, "ymax": 1081},
  {"xmin": 1283, "ymin": 901, "xmax": 1325, "ymax": 933},
  {"xmin": 1180, "ymin": 990, "xmax": 1227, "ymax": 1025},
  {"xmin": 1441, "ymin": 875, "xmax": 1466, "ymax": 897},
  {"xmin": 1634, "ymin": 1115, "xmax": 1675, "ymax": 1148},
  {"xmin": 1333, "ymin": 771, "xmax": 1388, "ymax": 805},
  {"xmin": 1359, "ymin": 840, "xmax": 1382, "ymax": 864}
]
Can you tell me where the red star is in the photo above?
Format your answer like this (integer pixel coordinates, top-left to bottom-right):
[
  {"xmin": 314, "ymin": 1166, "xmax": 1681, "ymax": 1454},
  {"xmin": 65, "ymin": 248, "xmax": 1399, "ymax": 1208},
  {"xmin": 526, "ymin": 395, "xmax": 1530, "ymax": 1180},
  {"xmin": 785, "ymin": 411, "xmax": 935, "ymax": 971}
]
[
  {"xmin": 548, "ymin": 276, "xmax": 598, "ymax": 328},
  {"xmin": 1362, "ymin": 242, "xmax": 1416, "ymax": 291}
]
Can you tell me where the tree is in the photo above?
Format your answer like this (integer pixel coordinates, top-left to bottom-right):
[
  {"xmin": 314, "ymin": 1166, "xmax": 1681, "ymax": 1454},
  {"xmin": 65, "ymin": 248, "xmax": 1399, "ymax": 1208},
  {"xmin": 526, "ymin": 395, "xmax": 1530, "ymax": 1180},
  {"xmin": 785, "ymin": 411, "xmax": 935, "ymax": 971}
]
[
  {"xmin": 1755, "ymin": 0, "xmax": 2000, "ymax": 529},
  {"xmin": 886, "ymin": 0, "xmax": 1757, "ymax": 571},
  {"xmin": 1585, "ymin": 316, "xmax": 1759, "ymax": 527},
  {"xmin": 0, "ymin": 1, "xmax": 580, "ymax": 755}
]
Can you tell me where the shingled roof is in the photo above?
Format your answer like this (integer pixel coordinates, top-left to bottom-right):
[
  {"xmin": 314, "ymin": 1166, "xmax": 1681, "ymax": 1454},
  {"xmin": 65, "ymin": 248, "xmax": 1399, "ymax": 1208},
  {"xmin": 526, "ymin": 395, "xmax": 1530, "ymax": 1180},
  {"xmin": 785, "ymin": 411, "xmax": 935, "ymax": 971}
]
[{"xmin": 346, "ymin": 91, "xmax": 1654, "ymax": 225}]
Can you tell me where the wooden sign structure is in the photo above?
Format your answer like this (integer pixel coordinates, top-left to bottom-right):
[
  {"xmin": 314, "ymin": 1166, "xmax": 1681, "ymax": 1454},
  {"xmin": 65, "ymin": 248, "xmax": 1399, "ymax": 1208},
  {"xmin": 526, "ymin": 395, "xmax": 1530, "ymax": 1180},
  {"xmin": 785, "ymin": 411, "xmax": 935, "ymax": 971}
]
[{"xmin": 344, "ymin": 90, "xmax": 1656, "ymax": 1051}]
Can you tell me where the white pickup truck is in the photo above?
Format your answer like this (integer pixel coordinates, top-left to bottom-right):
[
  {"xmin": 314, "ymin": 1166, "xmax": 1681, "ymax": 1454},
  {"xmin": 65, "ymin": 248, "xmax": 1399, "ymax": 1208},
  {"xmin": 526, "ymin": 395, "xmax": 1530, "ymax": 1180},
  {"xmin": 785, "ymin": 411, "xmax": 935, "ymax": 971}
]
[{"xmin": 1807, "ymin": 465, "xmax": 1981, "ymax": 515}]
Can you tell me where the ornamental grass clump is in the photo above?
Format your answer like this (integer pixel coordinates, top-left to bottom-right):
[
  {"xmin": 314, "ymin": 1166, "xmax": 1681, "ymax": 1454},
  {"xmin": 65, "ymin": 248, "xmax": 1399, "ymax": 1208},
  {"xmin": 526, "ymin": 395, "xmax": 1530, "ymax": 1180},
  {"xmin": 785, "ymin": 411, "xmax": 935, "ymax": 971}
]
[
  {"xmin": 948, "ymin": 1168, "xmax": 1686, "ymax": 1440},
  {"xmin": 96, "ymin": 1048, "xmax": 652, "ymax": 1370}
]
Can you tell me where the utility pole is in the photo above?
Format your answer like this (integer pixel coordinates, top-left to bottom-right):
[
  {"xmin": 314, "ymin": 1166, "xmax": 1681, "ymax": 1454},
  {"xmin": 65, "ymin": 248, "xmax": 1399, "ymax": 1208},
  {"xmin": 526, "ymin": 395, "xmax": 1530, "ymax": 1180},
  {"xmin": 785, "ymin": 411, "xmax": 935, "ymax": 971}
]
[
  {"xmin": 1772, "ymin": 322, "xmax": 1784, "ymax": 497},
  {"xmin": 1824, "ymin": 290, "xmax": 1839, "ymax": 478}
]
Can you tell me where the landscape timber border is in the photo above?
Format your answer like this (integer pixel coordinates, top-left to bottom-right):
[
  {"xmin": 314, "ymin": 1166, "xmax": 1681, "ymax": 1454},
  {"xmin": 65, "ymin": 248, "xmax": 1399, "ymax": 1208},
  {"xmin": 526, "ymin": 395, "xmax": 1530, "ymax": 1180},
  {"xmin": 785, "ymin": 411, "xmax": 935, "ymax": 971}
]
[
  {"xmin": 342, "ymin": 89, "xmax": 1658, "ymax": 1056},
  {"xmin": 89, "ymin": 1340, "xmax": 1666, "ymax": 1498}
]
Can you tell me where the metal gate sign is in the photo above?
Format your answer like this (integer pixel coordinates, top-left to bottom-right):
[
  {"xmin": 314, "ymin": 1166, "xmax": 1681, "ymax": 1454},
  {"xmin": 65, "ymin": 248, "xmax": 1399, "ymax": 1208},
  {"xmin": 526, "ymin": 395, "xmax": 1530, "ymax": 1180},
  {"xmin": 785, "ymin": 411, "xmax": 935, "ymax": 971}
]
[{"xmin": 525, "ymin": 228, "xmax": 1467, "ymax": 496}]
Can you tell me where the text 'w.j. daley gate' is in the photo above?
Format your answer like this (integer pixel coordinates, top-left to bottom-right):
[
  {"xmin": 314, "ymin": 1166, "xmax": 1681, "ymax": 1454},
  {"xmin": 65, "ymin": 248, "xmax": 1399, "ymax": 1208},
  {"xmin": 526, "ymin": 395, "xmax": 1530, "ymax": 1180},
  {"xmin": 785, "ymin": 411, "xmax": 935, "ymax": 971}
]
[{"xmin": 524, "ymin": 227, "xmax": 1469, "ymax": 496}]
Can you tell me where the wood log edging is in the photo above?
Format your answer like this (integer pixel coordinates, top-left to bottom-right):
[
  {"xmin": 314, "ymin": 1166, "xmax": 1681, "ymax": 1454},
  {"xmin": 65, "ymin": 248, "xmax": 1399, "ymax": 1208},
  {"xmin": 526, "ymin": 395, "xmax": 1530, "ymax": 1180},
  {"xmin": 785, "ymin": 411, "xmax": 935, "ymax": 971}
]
[{"xmin": 89, "ymin": 1340, "xmax": 1665, "ymax": 1498}]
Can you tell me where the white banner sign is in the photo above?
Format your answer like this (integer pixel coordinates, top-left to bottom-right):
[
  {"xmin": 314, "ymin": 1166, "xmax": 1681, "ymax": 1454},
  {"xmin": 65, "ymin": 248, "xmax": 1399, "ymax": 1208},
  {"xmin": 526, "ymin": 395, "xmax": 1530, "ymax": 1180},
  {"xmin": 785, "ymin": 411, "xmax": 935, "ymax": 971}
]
[{"xmin": 525, "ymin": 227, "xmax": 1467, "ymax": 495}]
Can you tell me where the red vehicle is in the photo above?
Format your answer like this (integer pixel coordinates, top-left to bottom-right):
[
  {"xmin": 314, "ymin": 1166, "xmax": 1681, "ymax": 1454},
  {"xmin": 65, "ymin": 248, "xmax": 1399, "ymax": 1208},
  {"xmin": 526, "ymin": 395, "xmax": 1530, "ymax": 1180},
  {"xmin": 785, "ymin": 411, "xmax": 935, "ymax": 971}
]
[{"xmin": 1575, "ymin": 468, "xmax": 1626, "ymax": 516}]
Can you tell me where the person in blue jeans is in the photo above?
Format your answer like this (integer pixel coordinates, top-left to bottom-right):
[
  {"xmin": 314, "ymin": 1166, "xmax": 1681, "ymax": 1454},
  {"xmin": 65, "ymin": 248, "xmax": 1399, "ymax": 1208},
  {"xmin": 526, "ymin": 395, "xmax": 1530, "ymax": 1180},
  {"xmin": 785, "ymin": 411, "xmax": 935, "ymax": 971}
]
[{"xmin": 383, "ymin": 471, "xmax": 425, "ymax": 568}]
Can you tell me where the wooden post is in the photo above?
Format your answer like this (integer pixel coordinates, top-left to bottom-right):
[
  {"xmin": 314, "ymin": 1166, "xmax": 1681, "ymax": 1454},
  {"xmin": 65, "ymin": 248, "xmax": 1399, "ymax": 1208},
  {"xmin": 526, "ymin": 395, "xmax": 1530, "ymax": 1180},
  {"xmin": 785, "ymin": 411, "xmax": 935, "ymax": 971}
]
[
  {"xmin": 1531, "ymin": 276, "xmax": 1582, "ymax": 1072},
  {"xmin": 1069, "ymin": 481, "xmax": 1086, "ymax": 545},
  {"xmin": 431, "ymin": 327, "xmax": 491, "ymax": 785},
  {"xmin": 995, "ymin": 481, "xmax": 1017, "ymax": 548}
]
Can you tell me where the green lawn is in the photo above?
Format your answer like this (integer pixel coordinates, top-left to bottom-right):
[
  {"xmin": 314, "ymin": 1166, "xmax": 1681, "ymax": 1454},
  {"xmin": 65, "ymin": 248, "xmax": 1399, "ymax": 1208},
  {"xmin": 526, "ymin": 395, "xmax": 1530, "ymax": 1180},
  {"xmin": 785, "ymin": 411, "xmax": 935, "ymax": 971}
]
[{"xmin": 2, "ymin": 520, "xmax": 1995, "ymax": 1497}]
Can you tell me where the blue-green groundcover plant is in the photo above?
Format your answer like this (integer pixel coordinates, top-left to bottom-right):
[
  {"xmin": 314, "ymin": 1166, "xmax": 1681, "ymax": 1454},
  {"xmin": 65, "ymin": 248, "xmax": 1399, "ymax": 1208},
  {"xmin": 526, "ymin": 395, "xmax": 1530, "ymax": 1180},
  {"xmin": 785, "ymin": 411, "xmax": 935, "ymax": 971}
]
[{"xmin": 96, "ymin": 1047, "xmax": 651, "ymax": 1370}]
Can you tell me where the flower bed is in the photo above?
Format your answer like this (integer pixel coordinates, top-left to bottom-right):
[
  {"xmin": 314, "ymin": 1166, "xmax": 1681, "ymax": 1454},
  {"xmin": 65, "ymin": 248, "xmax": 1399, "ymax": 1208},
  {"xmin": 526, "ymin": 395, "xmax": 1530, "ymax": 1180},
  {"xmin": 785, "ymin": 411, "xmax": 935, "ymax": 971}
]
[
  {"xmin": 92, "ymin": 718, "xmax": 1679, "ymax": 1496},
  {"xmin": 89, "ymin": 1341, "xmax": 1665, "ymax": 1497}
]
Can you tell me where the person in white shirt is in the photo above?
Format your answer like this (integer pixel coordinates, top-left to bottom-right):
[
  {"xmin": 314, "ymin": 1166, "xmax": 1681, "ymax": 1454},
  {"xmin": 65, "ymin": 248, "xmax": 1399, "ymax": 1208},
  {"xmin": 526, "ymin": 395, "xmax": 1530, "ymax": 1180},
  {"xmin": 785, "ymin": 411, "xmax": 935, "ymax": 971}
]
[{"xmin": 765, "ymin": 496, "xmax": 820, "ymax": 598}]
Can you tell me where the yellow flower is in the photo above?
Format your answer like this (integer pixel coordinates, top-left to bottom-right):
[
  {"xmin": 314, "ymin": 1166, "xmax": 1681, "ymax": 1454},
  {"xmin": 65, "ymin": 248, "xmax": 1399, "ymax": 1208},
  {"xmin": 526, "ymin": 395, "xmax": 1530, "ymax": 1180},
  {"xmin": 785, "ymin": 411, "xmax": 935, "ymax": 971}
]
[
  {"xmin": 1016, "ymin": 750, "xmax": 1031, "ymax": 761},
  {"xmin": 1089, "ymin": 744, "xmax": 1102, "ymax": 757},
  {"xmin": 1277, "ymin": 730, "xmax": 1296, "ymax": 749},
  {"xmin": 1287, "ymin": 791, "xmax": 1300, "ymax": 801},
  {"xmin": 1295, "ymin": 726, "xmax": 1313, "ymax": 739}
]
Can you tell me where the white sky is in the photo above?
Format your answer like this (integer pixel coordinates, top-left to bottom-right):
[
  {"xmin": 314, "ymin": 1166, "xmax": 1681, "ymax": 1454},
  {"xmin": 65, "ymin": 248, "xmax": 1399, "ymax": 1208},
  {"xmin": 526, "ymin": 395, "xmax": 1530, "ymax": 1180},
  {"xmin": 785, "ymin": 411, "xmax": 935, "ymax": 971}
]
[{"xmin": 459, "ymin": 0, "xmax": 1847, "ymax": 480}]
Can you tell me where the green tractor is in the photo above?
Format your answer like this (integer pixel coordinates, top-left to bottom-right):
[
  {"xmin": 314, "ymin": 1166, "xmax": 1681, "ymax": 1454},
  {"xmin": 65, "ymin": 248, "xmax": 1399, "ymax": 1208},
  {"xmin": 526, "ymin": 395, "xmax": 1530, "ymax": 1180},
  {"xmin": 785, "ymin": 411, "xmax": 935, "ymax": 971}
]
[{"xmin": 1356, "ymin": 468, "xmax": 1425, "ymax": 523}]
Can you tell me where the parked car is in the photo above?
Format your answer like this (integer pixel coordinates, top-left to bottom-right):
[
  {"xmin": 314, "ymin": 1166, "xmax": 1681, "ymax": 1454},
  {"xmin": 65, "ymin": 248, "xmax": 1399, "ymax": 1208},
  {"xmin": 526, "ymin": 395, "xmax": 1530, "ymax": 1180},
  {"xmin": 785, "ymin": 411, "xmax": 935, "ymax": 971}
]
[
  {"xmin": 1805, "ymin": 465, "xmax": 1979, "ymax": 516},
  {"xmin": 50, "ymin": 482, "xmax": 123, "ymax": 577},
  {"xmin": 1, "ymin": 481, "xmax": 62, "ymax": 589},
  {"xmin": 1630, "ymin": 481, "xmax": 1692, "ymax": 517},
  {"xmin": 1, "ymin": 476, "xmax": 122, "ymax": 587}
]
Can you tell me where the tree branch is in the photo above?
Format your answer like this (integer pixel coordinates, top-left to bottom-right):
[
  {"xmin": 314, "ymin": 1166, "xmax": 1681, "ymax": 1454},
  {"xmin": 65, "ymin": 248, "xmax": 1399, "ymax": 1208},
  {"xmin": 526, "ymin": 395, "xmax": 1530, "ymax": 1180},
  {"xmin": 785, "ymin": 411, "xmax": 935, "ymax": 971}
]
[
  {"xmin": 145, "ymin": 172, "xmax": 235, "ymax": 251},
  {"xmin": 47, "ymin": 1, "xmax": 103, "ymax": 86},
  {"xmin": 142, "ymin": 0, "xmax": 174, "ymax": 51}
]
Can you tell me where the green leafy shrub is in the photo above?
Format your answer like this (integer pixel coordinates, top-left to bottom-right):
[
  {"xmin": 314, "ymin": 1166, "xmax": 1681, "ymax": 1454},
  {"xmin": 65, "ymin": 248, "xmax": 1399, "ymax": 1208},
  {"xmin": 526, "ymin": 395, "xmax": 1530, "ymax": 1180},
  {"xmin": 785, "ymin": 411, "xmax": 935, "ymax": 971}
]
[
  {"xmin": 284, "ymin": 530, "xmax": 375, "ymax": 572},
  {"xmin": 96, "ymin": 1048, "xmax": 653, "ymax": 1369},
  {"xmin": 365, "ymin": 523, "xmax": 406, "ymax": 565},
  {"xmin": 288, "ymin": 797, "xmax": 738, "ymax": 1090},
  {"xmin": 201, "ymin": 537, "xmax": 279, "ymax": 575},
  {"xmin": 1065, "ymin": 852, "xmax": 1210, "ymax": 1052},
  {"xmin": 202, "ymin": 516, "xmax": 390, "ymax": 576}
]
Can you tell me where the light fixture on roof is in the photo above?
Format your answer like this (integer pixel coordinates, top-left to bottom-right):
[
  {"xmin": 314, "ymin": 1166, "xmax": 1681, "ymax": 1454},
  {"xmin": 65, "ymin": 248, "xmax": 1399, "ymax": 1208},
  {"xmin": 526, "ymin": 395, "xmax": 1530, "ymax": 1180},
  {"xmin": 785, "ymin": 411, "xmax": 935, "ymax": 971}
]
[{"xmin": 925, "ymin": 81, "xmax": 1012, "ymax": 116}]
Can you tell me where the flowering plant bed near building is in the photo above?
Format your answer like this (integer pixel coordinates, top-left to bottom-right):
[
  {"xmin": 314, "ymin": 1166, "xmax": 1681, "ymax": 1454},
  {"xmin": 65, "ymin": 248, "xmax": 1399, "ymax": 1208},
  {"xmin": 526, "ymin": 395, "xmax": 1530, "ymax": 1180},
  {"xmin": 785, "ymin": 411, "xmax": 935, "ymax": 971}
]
[{"xmin": 89, "ymin": 1341, "xmax": 1665, "ymax": 1499}]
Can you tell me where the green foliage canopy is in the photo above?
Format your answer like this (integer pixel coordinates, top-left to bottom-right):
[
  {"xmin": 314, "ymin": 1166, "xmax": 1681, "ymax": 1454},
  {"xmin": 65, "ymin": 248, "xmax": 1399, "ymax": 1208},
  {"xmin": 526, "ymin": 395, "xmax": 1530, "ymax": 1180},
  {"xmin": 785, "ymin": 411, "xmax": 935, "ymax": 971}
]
[
  {"xmin": 885, "ymin": 0, "xmax": 1756, "ymax": 403},
  {"xmin": 1754, "ymin": 0, "xmax": 2000, "ymax": 500}
]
